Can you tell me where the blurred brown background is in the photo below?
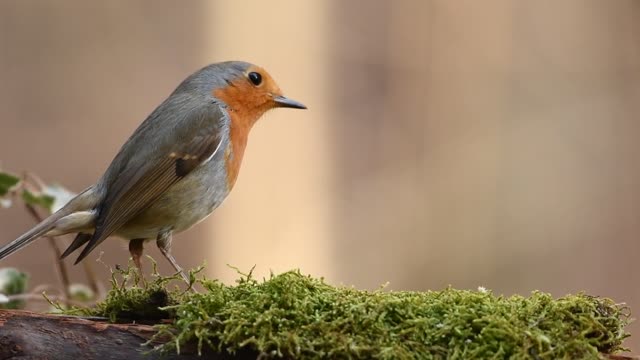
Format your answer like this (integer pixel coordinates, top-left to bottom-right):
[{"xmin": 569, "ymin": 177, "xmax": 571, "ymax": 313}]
[{"xmin": 1, "ymin": 0, "xmax": 639, "ymax": 352}]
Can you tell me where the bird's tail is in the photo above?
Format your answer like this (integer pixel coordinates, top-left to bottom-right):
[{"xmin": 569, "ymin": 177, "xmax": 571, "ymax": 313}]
[
  {"xmin": 0, "ymin": 213, "xmax": 61, "ymax": 260},
  {"xmin": 0, "ymin": 186, "xmax": 98, "ymax": 261}
]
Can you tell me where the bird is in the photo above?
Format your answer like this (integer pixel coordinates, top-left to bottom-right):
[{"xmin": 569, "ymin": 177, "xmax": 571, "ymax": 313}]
[{"xmin": 0, "ymin": 61, "xmax": 306, "ymax": 283}]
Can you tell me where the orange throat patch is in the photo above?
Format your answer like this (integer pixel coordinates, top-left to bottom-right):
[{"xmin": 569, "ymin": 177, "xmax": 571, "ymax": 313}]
[{"xmin": 213, "ymin": 80, "xmax": 272, "ymax": 191}]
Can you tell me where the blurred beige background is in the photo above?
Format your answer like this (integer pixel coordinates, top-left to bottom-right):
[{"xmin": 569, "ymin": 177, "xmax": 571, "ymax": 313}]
[{"xmin": 1, "ymin": 0, "xmax": 639, "ymax": 352}]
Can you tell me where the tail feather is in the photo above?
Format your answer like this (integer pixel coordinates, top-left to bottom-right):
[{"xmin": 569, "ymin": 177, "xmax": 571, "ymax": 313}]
[
  {"xmin": 60, "ymin": 232, "xmax": 92, "ymax": 259},
  {"xmin": 0, "ymin": 186, "xmax": 98, "ymax": 261},
  {"xmin": 0, "ymin": 216, "xmax": 60, "ymax": 260}
]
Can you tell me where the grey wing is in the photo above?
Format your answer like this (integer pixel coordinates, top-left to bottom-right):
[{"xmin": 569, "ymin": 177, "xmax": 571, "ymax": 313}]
[{"xmin": 71, "ymin": 104, "xmax": 227, "ymax": 264}]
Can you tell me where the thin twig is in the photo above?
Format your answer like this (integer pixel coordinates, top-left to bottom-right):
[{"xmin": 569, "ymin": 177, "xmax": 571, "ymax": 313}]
[
  {"xmin": 6, "ymin": 293, "xmax": 88, "ymax": 308},
  {"xmin": 22, "ymin": 171, "xmax": 104, "ymax": 298},
  {"xmin": 23, "ymin": 171, "xmax": 46, "ymax": 190},
  {"xmin": 81, "ymin": 260, "xmax": 101, "ymax": 296},
  {"xmin": 30, "ymin": 284, "xmax": 55, "ymax": 295},
  {"xmin": 24, "ymin": 203, "xmax": 72, "ymax": 308}
]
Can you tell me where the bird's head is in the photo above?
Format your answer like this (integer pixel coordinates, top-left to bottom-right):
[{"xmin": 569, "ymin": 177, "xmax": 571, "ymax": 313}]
[{"xmin": 186, "ymin": 61, "xmax": 306, "ymax": 127}]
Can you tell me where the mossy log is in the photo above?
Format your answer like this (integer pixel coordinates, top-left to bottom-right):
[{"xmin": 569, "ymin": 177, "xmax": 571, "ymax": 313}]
[
  {"xmin": 1, "ymin": 269, "xmax": 634, "ymax": 359},
  {"xmin": 0, "ymin": 310, "xmax": 260, "ymax": 360},
  {"xmin": 0, "ymin": 310, "xmax": 635, "ymax": 360}
]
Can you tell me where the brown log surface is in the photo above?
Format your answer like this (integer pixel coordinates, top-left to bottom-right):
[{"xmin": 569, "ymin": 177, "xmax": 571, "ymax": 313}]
[{"xmin": 0, "ymin": 310, "xmax": 258, "ymax": 360}]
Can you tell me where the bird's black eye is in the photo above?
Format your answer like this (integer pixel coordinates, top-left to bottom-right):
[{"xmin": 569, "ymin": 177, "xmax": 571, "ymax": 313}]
[{"xmin": 248, "ymin": 72, "xmax": 262, "ymax": 86}]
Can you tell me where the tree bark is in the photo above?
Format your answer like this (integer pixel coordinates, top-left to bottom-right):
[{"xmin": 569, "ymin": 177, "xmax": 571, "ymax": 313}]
[{"xmin": 0, "ymin": 310, "xmax": 258, "ymax": 360}]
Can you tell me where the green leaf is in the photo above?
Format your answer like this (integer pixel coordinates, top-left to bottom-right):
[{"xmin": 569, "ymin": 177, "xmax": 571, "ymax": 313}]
[
  {"xmin": 22, "ymin": 189, "xmax": 55, "ymax": 212},
  {"xmin": 0, "ymin": 171, "xmax": 20, "ymax": 196},
  {"xmin": 0, "ymin": 267, "xmax": 28, "ymax": 309}
]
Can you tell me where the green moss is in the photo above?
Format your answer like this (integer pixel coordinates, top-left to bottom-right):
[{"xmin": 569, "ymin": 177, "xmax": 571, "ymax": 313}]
[{"xmin": 72, "ymin": 267, "xmax": 630, "ymax": 359}]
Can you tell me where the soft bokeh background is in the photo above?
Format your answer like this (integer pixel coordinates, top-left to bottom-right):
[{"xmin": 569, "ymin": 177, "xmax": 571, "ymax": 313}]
[{"xmin": 1, "ymin": 0, "xmax": 639, "ymax": 352}]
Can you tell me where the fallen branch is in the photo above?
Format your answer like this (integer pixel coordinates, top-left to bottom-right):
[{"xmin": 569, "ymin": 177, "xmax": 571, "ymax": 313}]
[{"xmin": 0, "ymin": 310, "xmax": 260, "ymax": 360}]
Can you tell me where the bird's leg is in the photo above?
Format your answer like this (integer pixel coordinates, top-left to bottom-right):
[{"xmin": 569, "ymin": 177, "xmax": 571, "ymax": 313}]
[
  {"xmin": 156, "ymin": 231, "xmax": 190, "ymax": 285},
  {"xmin": 128, "ymin": 238, "xmax": 146, "ymax": 284}
]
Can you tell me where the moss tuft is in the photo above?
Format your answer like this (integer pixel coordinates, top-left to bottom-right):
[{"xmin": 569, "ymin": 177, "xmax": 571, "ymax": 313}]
[{"xmin": 73, "ymin": 267, "xmax": 631, "ymax": 359}]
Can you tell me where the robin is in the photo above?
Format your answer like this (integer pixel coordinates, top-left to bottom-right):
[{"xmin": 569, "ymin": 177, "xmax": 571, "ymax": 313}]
[{"xmin": 0, "ymin": 61, "xmax": 306, "ymax": 283}]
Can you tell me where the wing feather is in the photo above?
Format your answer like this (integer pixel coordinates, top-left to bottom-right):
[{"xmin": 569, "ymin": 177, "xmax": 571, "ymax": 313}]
[{"xmin": 73, "ymin": 105, "xmax": 226, "ymax": 264}]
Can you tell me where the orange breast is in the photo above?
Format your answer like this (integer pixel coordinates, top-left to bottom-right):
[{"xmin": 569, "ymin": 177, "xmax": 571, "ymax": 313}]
[
  {"xmin": 223, "ymin": 113, "xmax": 249, "ymax": 191},
  {"xmin": 213, "ymin": 80, "xmax": 270, "ymax": 191}
]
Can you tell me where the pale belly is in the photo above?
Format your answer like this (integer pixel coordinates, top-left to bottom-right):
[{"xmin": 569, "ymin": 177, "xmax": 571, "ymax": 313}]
[{"xmin": 114, "ymin": 155, "xmax": 230, "ymax": 240}]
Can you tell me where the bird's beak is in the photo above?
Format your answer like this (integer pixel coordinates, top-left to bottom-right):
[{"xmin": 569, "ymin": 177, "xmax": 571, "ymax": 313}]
[{"xmin": 273, "ymin": 95, "xmax": 307, "ymax": 109}]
